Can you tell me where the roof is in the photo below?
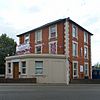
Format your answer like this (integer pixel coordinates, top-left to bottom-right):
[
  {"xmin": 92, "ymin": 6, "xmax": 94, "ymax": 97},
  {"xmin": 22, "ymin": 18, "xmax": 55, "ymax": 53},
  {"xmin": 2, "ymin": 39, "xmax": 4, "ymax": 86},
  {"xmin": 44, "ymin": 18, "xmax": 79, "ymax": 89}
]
[
  {"xmin": 67, "ymin": 18, "xmax": 93, "ymax": 35},
  {"xmin": 17, "ymin": 17, "xmax": 93, "ymax": 37},
  {"xmin": 17, "ymin": 18, "xmax": 66, "ymax": 37}
]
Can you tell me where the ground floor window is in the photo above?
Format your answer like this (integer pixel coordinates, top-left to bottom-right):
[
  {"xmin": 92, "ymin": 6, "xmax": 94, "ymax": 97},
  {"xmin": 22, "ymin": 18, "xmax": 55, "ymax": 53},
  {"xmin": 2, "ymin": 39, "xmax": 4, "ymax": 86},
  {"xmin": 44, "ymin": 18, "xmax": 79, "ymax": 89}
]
[
  {"xmin": 35, "ymin": 61, "xmax": 43, "ymax": 75},
  {"xmin": 73, "ymin": 61, "xmax": 78, "ymax": 78},
  {"xmin": 84, "ymin": 63, "xmax": 89, "ymax": 76},
  {"xmin": 21, "ymin": 61, "xmax": 26, "ymax": 74},
  {"xmin": 7, "ymin": 63, "xmax": 11, "ymax": 73}
]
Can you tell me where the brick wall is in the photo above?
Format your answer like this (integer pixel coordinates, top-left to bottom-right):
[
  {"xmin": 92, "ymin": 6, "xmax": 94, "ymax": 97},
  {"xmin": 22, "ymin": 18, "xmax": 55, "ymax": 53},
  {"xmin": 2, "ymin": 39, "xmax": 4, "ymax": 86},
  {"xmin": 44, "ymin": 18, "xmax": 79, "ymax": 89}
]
[
  {"xmin": 42, "ymin": 27, "xmax": 49, "ymax": 54},
  {"xmin": 18, "ymin": 19, "xmax": 92, "ymax": 80},
  {"xmin": 57, "ymin": 22, "xmax": 65, "ymax": 54},
  {"xmin": 30, "ymin": 32, "xmax": 35, "ymax": 53},
  {"xmin": 18, "ymin": 22, "xmax": 65, "ymax": 55},
  {"xmin": 19, "ymin": 35, "xmax": 24, "ymax": 44},
  {"xmin": 68, "ymin": 22, "xmax": 92, "ymax": 79}
]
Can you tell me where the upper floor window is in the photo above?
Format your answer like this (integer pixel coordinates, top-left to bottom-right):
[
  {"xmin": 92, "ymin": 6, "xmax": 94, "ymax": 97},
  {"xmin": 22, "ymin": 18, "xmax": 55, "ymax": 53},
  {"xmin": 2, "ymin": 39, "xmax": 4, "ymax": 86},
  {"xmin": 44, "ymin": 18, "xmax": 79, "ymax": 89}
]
[
  {"xmin": 35, "ymin": 30, "xmax": 42, "ymax": 43},
  {"xmin": 21, "ymin": 61, "xmax": 26, "ymax": 74},
  {"xmin": 49, "ymin": 25, "xmax": 57, "ymax": 38},
  {"xmin": 35, "ymin": 44, "xmax": 42, "ymax": 54},
  {"xmin": 35, "ymin": 61, "xmax": 43, "ymax": 75},
  {"xmin": 72, "ymin": 42, "xmax": 78, "ymax": 57},
  {"xmin": 84, "ymin": 32, "xmax": 88, "ymax": 43},
  {"xmin": 72, "ymin": 25, "xmax": 77, "ymax": 38},
  {"xmin": 25, "ymin": 34, "xmax": 30, "ymax": 44},
  {"xmin": 49, "ymin": 41, "xmax": 57, "ymax": 54},
  {"xmin": 84, "ymin": 46, "xmax": 88, "ymax": 59}
]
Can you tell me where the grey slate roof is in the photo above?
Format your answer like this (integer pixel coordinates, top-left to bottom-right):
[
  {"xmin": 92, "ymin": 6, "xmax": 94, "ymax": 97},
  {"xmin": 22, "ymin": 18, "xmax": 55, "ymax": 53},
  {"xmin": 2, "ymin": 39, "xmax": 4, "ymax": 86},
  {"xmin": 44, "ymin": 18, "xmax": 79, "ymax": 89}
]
[{"xmin": 17, "ymin": 17, "xmax": 93, "ymax": 37}]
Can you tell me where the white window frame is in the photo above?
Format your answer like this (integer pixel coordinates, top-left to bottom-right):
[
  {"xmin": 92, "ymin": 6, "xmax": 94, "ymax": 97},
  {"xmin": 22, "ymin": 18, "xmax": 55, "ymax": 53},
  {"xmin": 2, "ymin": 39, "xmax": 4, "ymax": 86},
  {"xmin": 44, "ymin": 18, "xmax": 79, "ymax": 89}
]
[
  {"xmin": 72, "ymin": 41, "xmax": 78, "ymax": 57},
  {"xmin": 72, "ymin": 24, "xmax": 78, "ymax": 38},
  {"xmin": 84, "ymin": 63, "xmax": 89, "ymax": 76},
  {"xmin": 35, "ymin": 44, "xmax": 42, "ymax": 54},
  {"xmin": 49, "ymin": 41, "xmax": 57, "ymax": 54},
  {"xmin": 35, "ymin": 61, "xmax": 43, "ymax": 75},
  {"xmin": 49, "ymin": 24, "xmax": 57, "ymax": 39},
  {"xmin": 84, "ymin": 31, "xmax": 88, "ymax": 43},
  {"xmin": 73, "ymin": 61, "xmax": 78, "ymax": 78},
  {"xmin": 24, "ymin": 34, "xmax": 30, "ymax": 44},
  {"xmin": 35, "ymin": 30, "xmax": 42, "ymax": 43},
  {"xmin": 84, "ymin": 45, "xmax": 88, "ymax": 59},
  {"xmin": 7, "ymin": 62, "xmax": 12, "ymax": 74},
  {"xmin": 21, "ymin": 61, "xmax": 26, "ymax": 75}
]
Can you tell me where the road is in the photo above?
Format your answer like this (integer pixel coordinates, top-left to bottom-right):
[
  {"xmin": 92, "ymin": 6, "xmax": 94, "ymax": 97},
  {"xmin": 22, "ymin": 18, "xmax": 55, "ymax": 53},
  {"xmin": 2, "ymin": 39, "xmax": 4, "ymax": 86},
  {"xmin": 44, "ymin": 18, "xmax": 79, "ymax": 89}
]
[{"xmin": 0, "ymin": 84, "xmax": 100, "ymax": 100}]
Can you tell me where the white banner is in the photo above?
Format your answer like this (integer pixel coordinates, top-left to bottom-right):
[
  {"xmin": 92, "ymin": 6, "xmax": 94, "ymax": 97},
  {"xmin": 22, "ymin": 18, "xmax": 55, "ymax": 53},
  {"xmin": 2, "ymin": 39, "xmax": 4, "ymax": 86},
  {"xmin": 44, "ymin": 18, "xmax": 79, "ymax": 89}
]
[{"xmin": 16, "ymin": 43, "xmax": 31, "ymax": 54}]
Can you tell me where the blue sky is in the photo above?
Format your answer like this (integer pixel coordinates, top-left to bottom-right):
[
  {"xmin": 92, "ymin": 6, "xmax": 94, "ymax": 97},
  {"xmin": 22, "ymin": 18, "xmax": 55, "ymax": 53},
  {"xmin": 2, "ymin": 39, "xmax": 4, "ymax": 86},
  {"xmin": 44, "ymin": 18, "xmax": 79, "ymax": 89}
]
[{"xmin": 0, "ymin": 0, "xmax": 100, "ymax": 65}]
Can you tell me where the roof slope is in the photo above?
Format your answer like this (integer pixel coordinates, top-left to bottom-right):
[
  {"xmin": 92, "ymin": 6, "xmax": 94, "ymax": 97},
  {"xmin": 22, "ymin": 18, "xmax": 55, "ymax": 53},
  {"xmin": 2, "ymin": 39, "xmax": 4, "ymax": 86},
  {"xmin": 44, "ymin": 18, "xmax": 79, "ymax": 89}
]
[{"xmin": 17, "ymin": 17, "xmax": 93, "ymax": 37}]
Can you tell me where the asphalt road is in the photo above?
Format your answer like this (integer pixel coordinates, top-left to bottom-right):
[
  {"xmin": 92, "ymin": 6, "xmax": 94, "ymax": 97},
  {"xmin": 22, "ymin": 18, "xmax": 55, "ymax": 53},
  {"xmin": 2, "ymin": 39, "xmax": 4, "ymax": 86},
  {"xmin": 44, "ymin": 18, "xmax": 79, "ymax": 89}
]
[{"xmin": 0, "ymin": 84, "xmax": 100, "ymax": 100}]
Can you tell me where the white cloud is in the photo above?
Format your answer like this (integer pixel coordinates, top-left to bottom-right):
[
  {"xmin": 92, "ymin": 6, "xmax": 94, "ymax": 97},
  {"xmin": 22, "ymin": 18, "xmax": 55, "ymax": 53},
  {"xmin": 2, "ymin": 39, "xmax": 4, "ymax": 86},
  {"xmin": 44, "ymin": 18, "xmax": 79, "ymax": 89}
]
[{"xmin": 0, "ymin": 0, "xmax": 100, "ymax": 65}]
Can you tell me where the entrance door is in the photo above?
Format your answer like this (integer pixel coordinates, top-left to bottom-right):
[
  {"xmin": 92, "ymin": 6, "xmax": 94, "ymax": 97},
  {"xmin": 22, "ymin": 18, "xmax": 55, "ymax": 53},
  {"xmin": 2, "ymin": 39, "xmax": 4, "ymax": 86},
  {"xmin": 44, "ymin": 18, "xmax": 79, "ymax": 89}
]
[{"xmin": 13, "ymin": 62, "xmax": 19, "ymax": 79}]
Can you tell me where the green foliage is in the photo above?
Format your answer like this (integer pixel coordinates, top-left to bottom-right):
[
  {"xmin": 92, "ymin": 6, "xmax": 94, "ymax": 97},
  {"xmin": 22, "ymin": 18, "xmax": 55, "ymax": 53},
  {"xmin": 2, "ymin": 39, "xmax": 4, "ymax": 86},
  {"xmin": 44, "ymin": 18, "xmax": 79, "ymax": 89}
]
[
  {"xmin": 94, "ymin": 62, "xmax": 100, "ymax": 69},
  {"xmin": 0, "ymin": 34, "xmax": 16, "ymax": 74}
]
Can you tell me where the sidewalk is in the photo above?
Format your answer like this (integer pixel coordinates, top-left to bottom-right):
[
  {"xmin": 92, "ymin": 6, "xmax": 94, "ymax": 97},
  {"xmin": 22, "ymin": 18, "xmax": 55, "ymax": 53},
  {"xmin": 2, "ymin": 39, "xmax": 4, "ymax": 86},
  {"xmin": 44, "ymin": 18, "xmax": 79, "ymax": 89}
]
[{"xmin": 0, "ymin": 83, "xmax": 68, "ymax": 86}]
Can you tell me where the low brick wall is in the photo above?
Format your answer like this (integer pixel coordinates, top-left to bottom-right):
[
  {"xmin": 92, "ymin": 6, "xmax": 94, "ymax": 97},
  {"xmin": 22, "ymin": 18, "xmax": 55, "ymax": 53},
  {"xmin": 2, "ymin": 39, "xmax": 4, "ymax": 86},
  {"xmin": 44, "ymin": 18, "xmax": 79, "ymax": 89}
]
[
  {"xmin": 70, "ymin": 79, "xmax": 100, "ymax": 84},
  {"xmin": 0, "ymin": 78, "xmax": 36, "ymax": 83}
]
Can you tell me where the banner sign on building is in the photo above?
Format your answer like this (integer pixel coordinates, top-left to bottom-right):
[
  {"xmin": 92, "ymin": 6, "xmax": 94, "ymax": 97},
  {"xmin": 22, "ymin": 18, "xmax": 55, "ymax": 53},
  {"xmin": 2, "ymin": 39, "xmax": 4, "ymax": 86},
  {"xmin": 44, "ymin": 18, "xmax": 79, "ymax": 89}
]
[{"xmin": 16, "ymin": 43, "xmax": 31, "ymax": 55}]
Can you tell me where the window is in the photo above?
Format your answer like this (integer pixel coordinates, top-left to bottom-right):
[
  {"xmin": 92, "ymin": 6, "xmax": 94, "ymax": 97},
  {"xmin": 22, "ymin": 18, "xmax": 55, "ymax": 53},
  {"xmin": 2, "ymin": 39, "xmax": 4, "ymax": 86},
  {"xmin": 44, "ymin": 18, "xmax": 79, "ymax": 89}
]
[
  {"xmin": 72, "ymin": 42, "xmax": 78, "ymax": 57},
  {"xmin": 35, "ymin": 30, "xmax": 42, "ymax": 43},
  {"xmin": 84, "ymin": 63, "xmax": 88, "ymax": 76},
  {"xmin": 49, "ymin": 41, "xmax": 57, "ymax": 54},
  {"xmin": 8, "ymin": 63, "xmax": 11, "ymax": 73},
  {"xmin": 84, "ymin": 46, "xmax": 88, "ymax": 59},
  {"xmin": 35, "ymin": 61, "xmax": 43, "ymax": 75},
  {"xmin": 49, "ymin": 25, "xmax": 57, "ymax": 38},
  {"xmin": 72, "ymin": 25, "xmax": 77, "ymax": 38},
  {"xmin": 35, "ymin": 45, "xmax": 42, "ymax": 54},
  {"xmin": 25, "ymin": 34, "xmax": 30, "ymax": 44},
  {"xmin": 84, "ymin": 32, "xmax": 88, "ymax": 43},
  {"xmin": 73, "ymin": 61, "xmax": 78, "ymax": 78},
  {"xmin": 21, "ymin": 61, "xmax": 26, "ymax": 74}
]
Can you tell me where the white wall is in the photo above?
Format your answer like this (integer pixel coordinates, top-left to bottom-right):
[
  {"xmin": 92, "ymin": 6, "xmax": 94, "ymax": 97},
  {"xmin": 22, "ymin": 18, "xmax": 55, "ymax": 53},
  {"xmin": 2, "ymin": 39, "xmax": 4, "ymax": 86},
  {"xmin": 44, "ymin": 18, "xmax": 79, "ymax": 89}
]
[{"xmin": 5, "ymin": 54, "xmax": 66, "ymax": 83}]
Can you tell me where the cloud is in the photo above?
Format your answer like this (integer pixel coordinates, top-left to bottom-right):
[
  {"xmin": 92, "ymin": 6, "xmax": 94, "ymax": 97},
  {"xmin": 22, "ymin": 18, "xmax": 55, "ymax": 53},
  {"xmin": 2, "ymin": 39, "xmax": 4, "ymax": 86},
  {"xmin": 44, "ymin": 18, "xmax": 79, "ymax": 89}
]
[
  {"xmin": 0, "ymin": 17, "xmax": 18, "ymax": 42},
  {"xmin": 0, "ymin": 0, "xmax": 100, "ymax": 64}
]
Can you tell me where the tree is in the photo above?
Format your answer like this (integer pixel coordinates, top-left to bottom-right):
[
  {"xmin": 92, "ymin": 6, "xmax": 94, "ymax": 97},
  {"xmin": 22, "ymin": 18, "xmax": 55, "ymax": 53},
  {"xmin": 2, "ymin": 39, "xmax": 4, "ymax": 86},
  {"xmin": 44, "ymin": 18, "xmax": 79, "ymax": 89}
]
[
  {"xmin": 0, "ymin": 34, "xmax": 16, "ymax": 74},
  {"xmin": 94, "ymin": 62, "xmax": 100, "ymax": 69}
]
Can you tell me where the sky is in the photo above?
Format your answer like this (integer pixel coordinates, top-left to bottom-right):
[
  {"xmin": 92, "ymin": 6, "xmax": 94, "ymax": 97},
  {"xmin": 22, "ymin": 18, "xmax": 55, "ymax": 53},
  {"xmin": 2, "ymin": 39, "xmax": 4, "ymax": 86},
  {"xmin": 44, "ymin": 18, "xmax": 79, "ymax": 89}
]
[{"xmin": 0, "ymin": 0, "xmax": 100, "ymax": 65}]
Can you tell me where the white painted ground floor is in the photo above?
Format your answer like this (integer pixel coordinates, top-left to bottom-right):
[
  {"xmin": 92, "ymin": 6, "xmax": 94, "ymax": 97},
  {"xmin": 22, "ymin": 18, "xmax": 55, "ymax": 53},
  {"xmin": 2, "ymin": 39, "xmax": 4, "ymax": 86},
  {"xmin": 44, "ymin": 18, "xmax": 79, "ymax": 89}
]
[{"xmin": 5, "ymin": 54, "xmax": 69, "ymax": 83}]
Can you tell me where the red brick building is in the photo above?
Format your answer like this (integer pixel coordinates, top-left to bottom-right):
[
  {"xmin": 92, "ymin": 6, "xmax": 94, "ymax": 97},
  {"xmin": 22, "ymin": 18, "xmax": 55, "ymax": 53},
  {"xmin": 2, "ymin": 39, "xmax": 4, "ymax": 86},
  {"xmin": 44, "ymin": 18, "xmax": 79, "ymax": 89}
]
[{"xmin": 5, "ymin": 17, "xmax": 93, "ymax": 84}]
